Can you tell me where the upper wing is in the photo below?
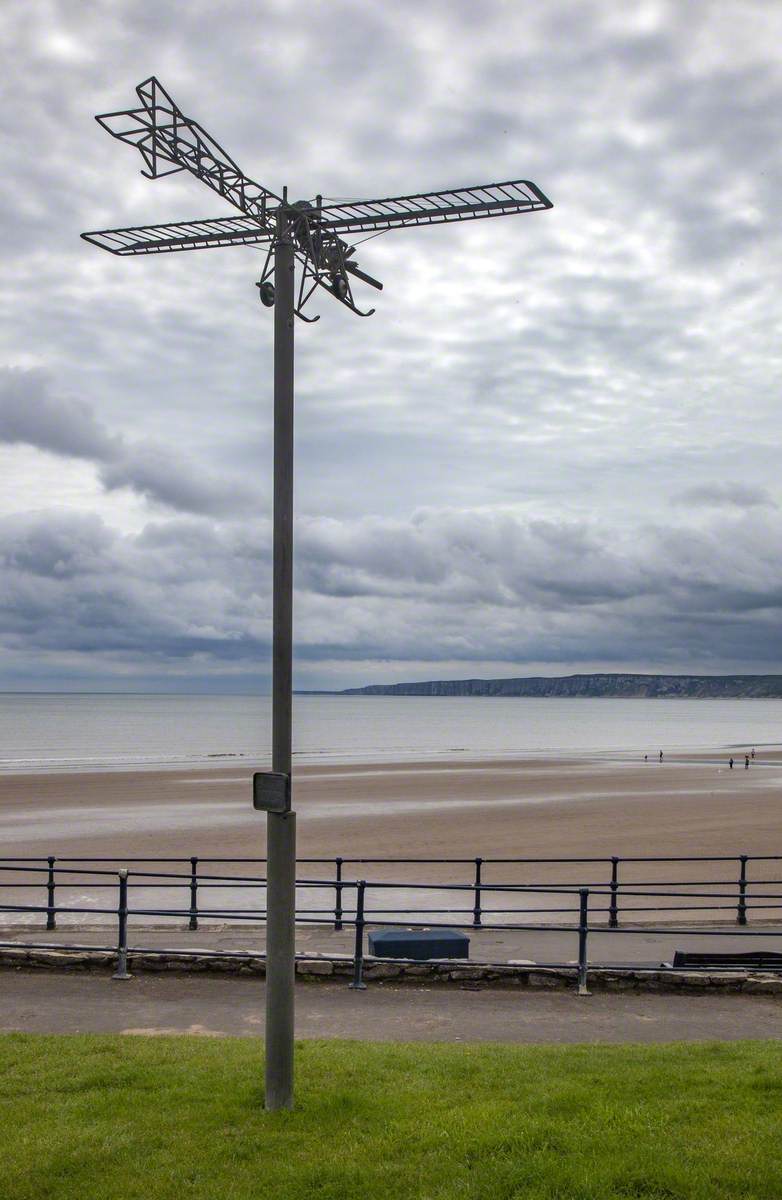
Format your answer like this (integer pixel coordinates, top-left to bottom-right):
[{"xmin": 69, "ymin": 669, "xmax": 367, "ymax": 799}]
[
  {"xmin": 317, "ymin": 179, "xmax": 552, "ymax": 235},
  {"xmin": 95, "ymin": 76, "xmax": 280, "ymax": 220},
  {"xmin": 81, "ymin": 215, "xmax": 272, "ymax": 256}
]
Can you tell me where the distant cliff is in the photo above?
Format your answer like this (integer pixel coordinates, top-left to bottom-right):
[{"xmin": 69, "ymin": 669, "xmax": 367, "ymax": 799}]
[{"xmin": 339, "ymin": 673, "xmax": 782, "ymax": 698}]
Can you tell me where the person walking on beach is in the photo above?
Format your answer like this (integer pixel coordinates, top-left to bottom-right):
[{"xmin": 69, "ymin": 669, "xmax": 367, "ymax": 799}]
[
  {"xmin": 751, "ymin": 748, "xmax": 756, "ymax": 760},
  {"xmin": 659, "ymin": 750, "xmax": 664, "ymax": 762},
  {"xmin": 729, "ymin": 757, "xmax": 734, "ymax": 769},
  {"xmin": 745, "ymin": 754, "xmax": 750, "ymax": 769}
]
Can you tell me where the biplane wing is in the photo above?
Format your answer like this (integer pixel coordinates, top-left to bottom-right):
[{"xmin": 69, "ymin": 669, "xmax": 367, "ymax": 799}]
[
  {"xmin": 316, "ymin": 179, "xmax": 552, "ymax": 235},
  {"xmin": 81, "ymin": 214, "xmax": 273, "ymax": 256}
]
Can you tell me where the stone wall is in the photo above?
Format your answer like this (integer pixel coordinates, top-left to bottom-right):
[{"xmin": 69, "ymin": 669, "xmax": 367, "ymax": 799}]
[{"xmin": 2, "ymin": 945, "xmax": 782, "ymax": 994}]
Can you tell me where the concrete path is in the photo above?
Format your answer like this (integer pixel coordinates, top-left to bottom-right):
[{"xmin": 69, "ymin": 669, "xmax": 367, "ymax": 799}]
[{"xmin": 2, "ymin": 969, "xmax": 781, "ymax": 1043}]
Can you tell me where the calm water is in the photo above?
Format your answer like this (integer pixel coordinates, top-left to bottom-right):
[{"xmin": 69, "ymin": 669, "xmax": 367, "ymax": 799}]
[{"xmin": 0, "ymin": 693, "xmax": 780, "ymax": 771}]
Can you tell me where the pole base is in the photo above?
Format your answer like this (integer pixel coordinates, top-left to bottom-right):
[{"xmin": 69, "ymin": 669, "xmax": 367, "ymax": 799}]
[
  {"xmin": 112, "ymin": 969, "xmax": 132, "ymax": 981},
  {"xmin": 348, "ymin": 981, "xmax": 367, "ymax": 991}
]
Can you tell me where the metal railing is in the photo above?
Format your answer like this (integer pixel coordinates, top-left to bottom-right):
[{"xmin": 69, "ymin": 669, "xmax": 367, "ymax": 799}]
[
  {"xmin": 3, "ymin": 852, "xmax": 782, "ymax": 930},
  {"xmin": 2, "ymin": 853, "xmax": 782, "ymax": 993}
]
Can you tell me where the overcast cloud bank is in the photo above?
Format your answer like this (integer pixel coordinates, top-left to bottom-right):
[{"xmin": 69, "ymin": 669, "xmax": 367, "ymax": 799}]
[{"xmin": 3, "ymin": 497, "xmax": 782, "ymax": 691}]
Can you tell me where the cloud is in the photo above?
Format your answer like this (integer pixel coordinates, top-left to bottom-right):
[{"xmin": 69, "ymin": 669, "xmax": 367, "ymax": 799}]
[
  {"xmin": 0, "ymin": 367, "xmax": 117, "ymax": 460},
  {"xmin": 3, "ymin": 502, "xmax": 782, "ymax": 688},
  {"xmin": 0, "ymin": 509, "xmax": 268, "ymax": 664},
  {"xmin": 0, "ymin": 368, "xmax": 248, "ymax": 516},
  {"xmin": 672, "ymin": 483, "xmax": 775, "ymax": 510}
]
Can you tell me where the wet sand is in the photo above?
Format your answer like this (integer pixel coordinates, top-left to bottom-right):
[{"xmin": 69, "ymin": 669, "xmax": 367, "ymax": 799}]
[{"xmin": 1, "ymin": 752, "xmax": 780, "ymax": 875}]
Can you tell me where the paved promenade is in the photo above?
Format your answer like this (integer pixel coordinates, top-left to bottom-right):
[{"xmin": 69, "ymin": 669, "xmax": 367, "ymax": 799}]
[{"xmin": 1, "ymin": 969, "xmax": 781, "ymax": 1044}]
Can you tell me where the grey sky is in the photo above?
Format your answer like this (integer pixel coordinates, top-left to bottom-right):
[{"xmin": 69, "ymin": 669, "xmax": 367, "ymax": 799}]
[{"xmin": 1, "ymin": 0, "xmax": 781, "ymax": 691}]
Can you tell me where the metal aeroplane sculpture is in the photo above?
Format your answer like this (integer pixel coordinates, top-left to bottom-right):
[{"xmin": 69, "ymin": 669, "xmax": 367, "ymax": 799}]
[{"xmin": 82, "ymin": 77, "xmax": 552, "ymax": 320}]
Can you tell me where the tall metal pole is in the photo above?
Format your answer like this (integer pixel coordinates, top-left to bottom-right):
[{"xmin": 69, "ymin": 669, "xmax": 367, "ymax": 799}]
[
  {"xmin": 84, "ymin": 78, "xmax": 552, "ymax": 1111},
  {"xmin": 265, "ymin": 206, "xmax": 297, "ymax": 1111}
]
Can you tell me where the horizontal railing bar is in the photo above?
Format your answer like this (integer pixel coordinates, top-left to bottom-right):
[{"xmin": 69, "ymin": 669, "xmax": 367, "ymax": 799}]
[
  {"xmin": 0, "ymin": 904, "xmax": 120, "ymax": 916},
  {"xmin": 2, "ymin": 908, "xmax": 782, "ymax": 937},
  {"xmin": 0, "ymin": 939, "xmax": 120, "ymax": 953},
  {"xmin": 4, "ymin": 885, "xmax": 782, "ymax": 905},
  {"xmin": 0, "ymin": 865, "xmax": 125, "ymax": 877},
  {"xmin": 4, "ymin": 876, "xmax": 782, "ymax": 892},
  {"xmin": 5, "ymin": 876, "xmax": 782, "ymax": 900},
  {"xmin": 4, "ymin": 853, "xmax": 782, "ymax": 864},
  {"xmin": 585, "ymin": 925, "xmax": 782, "ymax": 937},
  {"xmin": 3, "ymin": 898, "xmax": 781, "ymax": 931},
  {"xmin": 601, "ymin": 904, "xmax": 740, "ymax": 913}
]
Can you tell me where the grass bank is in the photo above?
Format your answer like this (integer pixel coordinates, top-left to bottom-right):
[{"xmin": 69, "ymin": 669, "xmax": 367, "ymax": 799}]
[{"xmin": 1, "ymin": 1034, "xmax": 781, "ymax": 1198}]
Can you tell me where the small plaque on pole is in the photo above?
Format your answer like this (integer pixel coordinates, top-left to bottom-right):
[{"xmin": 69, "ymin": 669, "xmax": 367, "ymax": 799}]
[{"xmin": 253, "ymin": 771, "xmax": 291, "ymax": 813}]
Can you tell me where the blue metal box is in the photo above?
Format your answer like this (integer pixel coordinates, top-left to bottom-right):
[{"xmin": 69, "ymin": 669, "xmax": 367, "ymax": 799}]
[{"xmin": 368, "ymin": 928, "xmax": 469, "ymax": 960}]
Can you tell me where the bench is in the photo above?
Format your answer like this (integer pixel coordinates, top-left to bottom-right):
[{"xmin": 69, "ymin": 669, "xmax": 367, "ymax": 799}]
[{"xmin": 673, "ymin": 950, "xmax": 782, "ymax": 970}]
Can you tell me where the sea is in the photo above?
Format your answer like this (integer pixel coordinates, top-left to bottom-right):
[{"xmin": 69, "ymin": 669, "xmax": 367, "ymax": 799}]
[{"xmin": 0, "ymin": 692, "xmax": 780, "ymax": 772}]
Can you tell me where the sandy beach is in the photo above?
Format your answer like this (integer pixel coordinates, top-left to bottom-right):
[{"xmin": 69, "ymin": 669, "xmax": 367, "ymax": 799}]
[
  {"xmin": 2, "ymin": 751, "xmax": 781, "ymax": 876},
  {"xmin": 2, "ymin": 751, "xmax": 782, "ymax": 935}
]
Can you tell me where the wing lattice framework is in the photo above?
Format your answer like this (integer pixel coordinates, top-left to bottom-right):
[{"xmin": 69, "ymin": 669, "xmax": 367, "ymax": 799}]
[
  {"xmin": 82, "ymin": 215, "xmax": 272, "ymax": 256},
  {"xmin": 95, "ymin": 76, "xmax": 280, "ymax": 221},
  {"xmin": 316, "ymin": 180, "xmax": 552, "ymax": 234}
]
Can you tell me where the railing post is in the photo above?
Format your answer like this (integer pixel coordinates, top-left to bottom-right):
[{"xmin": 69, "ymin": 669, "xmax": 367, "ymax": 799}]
[
  {"xmin": 473, "ymin": 857, "xmax": 483, "ymax": 928},
  {"xmin": 577, "ymin": 888, "xmax": 590, "ymax": 996},
  {"xmin": 46, "ymin": 856, "xmax": 57, "ymax": 931},
  {"xmin": 608, "ymin": 856, "xmax": 619, "ymax": 928},
  {"xmin": 112, "ymin": 869, "xmax": 131, "ymax": 981},
  {"xmin": 334, "ymin": 857, "xmax": 343, "ymax": 931},
  {"xmin": 737, "ymin": 855, "xmax": 748, "ymax": 926},
  {"xmin": 189, "ymin": 856, "xmax": 199, "ymax": 931},
  {"xmin": 349, "ymin": 880, "xmax": 367, "ymax": 990}
]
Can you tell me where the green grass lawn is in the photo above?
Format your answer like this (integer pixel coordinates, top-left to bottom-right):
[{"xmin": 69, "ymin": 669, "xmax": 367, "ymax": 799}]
[{"xmin": 1, "ymin": 1035, "xmax": 781, "ymax": 1199}]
